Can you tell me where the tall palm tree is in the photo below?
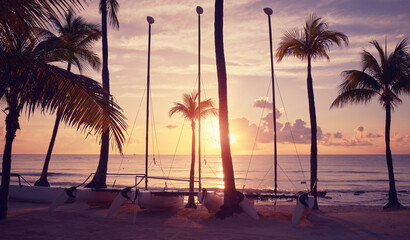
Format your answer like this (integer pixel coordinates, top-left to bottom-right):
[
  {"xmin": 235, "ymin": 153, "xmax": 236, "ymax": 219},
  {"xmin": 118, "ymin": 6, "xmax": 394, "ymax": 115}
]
[
  {"xmin": 276, "ymin": 15, "xmax": 348, "ymax": 209},
  {"xmin": 35, "ymin": 10, "xmax": 102, "ymax": 187},
  {"xmin": 331, "ymin": 39, "xmax": 409, "ymax": 209},
  {"xmin": 86, "ymin": 0, "xmax": 120, "ymax": 188},
  {"xmin": 0, "ymin": 27, "xmax": 127, "ymax": 220},
  {"xmin": 214, "ymin": 0, "xmax": 240, "ymax": 218},
  {"xmin": 169, "ymin": 91, "xmax": 217, "ymax": 209}
]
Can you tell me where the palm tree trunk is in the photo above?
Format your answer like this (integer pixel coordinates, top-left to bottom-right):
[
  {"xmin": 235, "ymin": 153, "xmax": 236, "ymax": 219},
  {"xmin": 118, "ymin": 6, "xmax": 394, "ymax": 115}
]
[
  {"xmin": 383, "ymin": 103, "xmax": 402, "ymax": 209},
  {"xmin": 35, "ymin": 64, "xmax": 72, "ymax": 187},
  {"xmin": 86, "ymin": 0, "xmax": 109, "ymax": 188},
  {"xmin": 214, "ymin": 0, "xmax": 239, "ymax": 219},
  {"xmin": 34, "ymin": 112, "xmax": 62, "ymax": 187},
  {"xmin": 185, "ymin": 121, "xmax": 196, "ymax": 208},
  {"xmin": 0, "ymin": 104, "xmax": 19, "ymax": 220},
  {"xmin": 307, "ymin": 56, "xmax": 318, "ymax": 210}
]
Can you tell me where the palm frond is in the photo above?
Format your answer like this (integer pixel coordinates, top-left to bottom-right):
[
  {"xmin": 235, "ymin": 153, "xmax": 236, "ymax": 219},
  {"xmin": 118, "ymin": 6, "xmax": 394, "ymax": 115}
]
[
  {"xmin": 0, "ymin": 0, "xmax": 85, "ymax": 47},
  {"xmin": 340, "ymin": 70, "xmax": 382, "ymax": 92},
  {"xmin": 330, "ymin": 89, "xmax": 377, "ymax": 108},
  {"xmin": 370, "ymin": 40, "xmax": 386, "ymax": 67},
  {"xmin": 361, "ymin": 50, "xmax": 382, "ymax": 80},
  {"xmin": 391, "ymin": 75, "xmax": 410, "ymax": 95},
  {"xmin": 1, "ymin": 54, "xmax": 127, "ymax": 152},
  {"xmin": 106, "ymin": 0, "xmax": 120, "ymax": 29},
  {"xmin": 276, "ymin": 28, "xmax": 306, "ymax": 61}
]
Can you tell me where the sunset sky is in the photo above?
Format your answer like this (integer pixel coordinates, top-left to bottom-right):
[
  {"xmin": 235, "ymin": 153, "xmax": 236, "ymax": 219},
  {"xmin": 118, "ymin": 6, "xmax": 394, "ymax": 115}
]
[{"xmin": 2, "ymin": 0, "xmax": 409, "ymax": 155}]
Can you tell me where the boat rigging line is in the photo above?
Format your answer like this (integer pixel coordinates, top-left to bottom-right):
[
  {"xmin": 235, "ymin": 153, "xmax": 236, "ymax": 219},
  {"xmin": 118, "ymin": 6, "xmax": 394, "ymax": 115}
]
[{"xmin": 112, "ymin": 84, "xmax": 147, "ymax": 188}]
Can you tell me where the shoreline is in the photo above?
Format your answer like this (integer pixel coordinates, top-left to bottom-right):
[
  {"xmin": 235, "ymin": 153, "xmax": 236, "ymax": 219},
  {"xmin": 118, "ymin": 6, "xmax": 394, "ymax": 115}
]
[{"xmin": 1, "ymin": 201, "xmax": 409, "ymax": 239}]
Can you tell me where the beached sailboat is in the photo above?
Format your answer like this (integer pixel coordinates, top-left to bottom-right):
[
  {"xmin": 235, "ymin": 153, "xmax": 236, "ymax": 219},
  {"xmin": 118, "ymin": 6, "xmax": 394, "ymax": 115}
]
[
  {"xmin": 5, "ymin": 172, "xmax": 118, "ymax": 207},
  {"xmin": 107, "ymin": 16, "xmax": 185, "ymax": 216},
  {"xmin": 5, "ymin": 174, "xmax": 65, "ymax": 204},
  {"xmin": 134, "ymin": 15, "xmax": 184, "ymax": 211}
]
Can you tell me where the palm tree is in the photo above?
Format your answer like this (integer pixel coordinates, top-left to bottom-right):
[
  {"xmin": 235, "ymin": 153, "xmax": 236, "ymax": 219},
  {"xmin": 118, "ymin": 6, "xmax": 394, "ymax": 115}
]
[
  {"xmin": 0, "ymin": 27, "xmax": 127, "ymax": 220},
  {"xmin": 331, "ymin": 39, "xmax": 409, "ymax": 210},
  {"xmin": 86, "ymin": 0, "xmax": 120, "ymax": 188},
  {"xmin": 276, "ymin": 15, "xmax": 348, "ymax": 209},
  {"xmin": 214, "ymin": 0, "xmax": 240, "ymax": 218},
  {"xmin": 169, "ymin": 91, "xmax": 217, "ymax": 208},
  {"xmin": 34, "ymin": 10, "xmax": 102, "ymax": 187}
]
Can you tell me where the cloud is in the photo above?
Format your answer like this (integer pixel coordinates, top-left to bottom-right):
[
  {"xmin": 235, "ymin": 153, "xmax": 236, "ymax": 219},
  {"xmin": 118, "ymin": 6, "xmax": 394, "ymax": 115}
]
[
  {"xmin": 322, "ymin": 126, "xmax": 382, "ymax": 146},
  {"xmin": 277, "ymin": 119, "xmax": 323, "ymax": 144},
  {"xmin": 230, "ymin": 114, "xmax": 323, "ymax": 146},
  {"xmin": 253, "ymin": 96, "xmax": 271, "ymax": 109},
  {"xmin": 366, "ymin": 132, "xmax": 383, "ymax": 138},
  {"xmin": 326, "ymin": 138, "xmax": 372, "ymax": 147},
  {"xmin": 333, "ymin": 132, "xmax": 343, "ymax": 139},
  {"xmin": 253, "ymin": 96, "xmax": 283, "ymax": 118},
  {"xmin": 356, "ymin": 126, "xmax": 364, "ymax": 133}
]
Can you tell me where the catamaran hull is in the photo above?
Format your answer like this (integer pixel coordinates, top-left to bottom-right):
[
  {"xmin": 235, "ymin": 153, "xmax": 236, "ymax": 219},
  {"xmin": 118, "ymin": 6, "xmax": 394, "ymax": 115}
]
[
  {"xmin": 74, "ymin": 189, "xmax": 118, "ymax": 206},
  {"xmin": 138, "ymin": 191, "xmax": 184, "ymax": 211},
  {"xmin": 9, "ymin": 185, "xmax": 66, "ymax": 204},
  {"xmin": 198, "ymin": 191, "xmax": 259, "ymax": 219},
  {"xmin": 197, "ymin": 191, "xmax": 223, "ymax": 213},
  {"xmin": 49, "ymin": 187, "xmax": 119, "ymax": 212}
]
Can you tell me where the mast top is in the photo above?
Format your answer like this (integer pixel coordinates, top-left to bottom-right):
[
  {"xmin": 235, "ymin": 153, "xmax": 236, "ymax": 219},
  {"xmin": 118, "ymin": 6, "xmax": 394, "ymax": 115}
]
[
  {"xmin": 263, "ymin": 8, "xmax": 273, "ymax": 16},
  {"xmin": 196, "ymin": 6, "xmax": 204, "ymax": 14},
  {"xmin": 147, "ymin": 16, "xmax": 155, "ymax": 24}
]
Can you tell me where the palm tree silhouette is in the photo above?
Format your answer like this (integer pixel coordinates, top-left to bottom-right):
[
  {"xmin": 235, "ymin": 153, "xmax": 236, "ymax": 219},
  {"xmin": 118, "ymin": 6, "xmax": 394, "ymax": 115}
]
[
  {"xmin": 276, "ymin": 15, "xmax": 348, "ymax": 209},
  {"xmin": 331, "ymin": 39, "xmax": 409, "ymax": 210},
  {"xmin": 86, "ymin": 0, "xmax": 120, "ymax": 188},
  {"xmin": 214, "ymin": 0, "xmax": 240, "ymax": 218},
  {"xmin": 0, "ymin": 28, "xmax": 126, "ymax": 220},
  {"xmin": 35, "ymin": 10, "xmax": 102, "ymax": 187},
  {"xmin": 169, "ymin": 91, "xmax": 217, "ymax": 208}
]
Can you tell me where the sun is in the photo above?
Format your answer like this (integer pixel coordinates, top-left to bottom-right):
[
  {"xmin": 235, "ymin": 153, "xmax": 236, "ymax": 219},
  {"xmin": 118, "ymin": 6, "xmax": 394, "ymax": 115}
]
[{"xmin": 229, "ymin": 134, "xmax": 237, "ymax": 145}]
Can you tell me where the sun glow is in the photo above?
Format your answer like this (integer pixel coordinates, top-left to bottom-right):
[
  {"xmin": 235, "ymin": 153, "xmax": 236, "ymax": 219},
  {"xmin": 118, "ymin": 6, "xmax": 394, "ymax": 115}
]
[{"xmin": 203, "ymin": 121, "xmax": 237, "ymax": 150}]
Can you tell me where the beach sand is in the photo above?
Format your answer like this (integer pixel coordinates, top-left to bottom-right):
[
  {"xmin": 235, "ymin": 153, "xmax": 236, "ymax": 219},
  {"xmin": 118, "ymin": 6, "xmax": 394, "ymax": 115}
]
[{"xmin": 1, "ymin": 201, "xmax": 409, "ymax": 240}]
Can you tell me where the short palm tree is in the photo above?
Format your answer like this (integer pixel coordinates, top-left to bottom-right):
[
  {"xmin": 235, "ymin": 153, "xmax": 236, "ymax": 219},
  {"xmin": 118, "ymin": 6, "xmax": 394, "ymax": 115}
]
[
  {"xmin": 169, "ymin": 91, "xmax": 217, "ymax": 208},
  {"xmin": 86, "ymin": 0, "xmax": 120, "ymax": 188},
  {"xmin": 331, "ymin": 39, "xmax": 410, "ymax": 209},
  {"xmin": 35, "ymin": 10, "xmax": 102, "ymax": 187},
  {"xmin": 276, "ymin": 15, "xmax": 348, "ymax": 209}
]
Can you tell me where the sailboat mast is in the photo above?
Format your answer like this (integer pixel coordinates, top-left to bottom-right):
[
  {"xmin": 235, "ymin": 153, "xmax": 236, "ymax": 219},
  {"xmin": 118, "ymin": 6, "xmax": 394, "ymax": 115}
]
[
  {"xmin": 197, "ymin": 6, "xmax": 203, "ymax": 192},
  {"xmin": 264, "ymin": 8, "xmax": 277, "ymax": 195},
  {"xmin": 145, "ymin": 16, "xmax": 154, "ymax": 190}
]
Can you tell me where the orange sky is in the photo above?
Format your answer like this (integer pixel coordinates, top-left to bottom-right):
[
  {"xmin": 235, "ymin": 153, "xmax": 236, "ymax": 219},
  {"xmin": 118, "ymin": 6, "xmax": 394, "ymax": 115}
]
[{"xmin": 1, "ymin": 0, "xmax": 410, "ymax": 155}]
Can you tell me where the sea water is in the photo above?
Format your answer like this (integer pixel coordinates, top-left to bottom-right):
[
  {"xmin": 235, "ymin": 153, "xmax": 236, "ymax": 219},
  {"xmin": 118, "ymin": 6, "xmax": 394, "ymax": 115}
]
[{"xmin": 2, "ymin": 154, "xmax": 410, "ymax": 206}]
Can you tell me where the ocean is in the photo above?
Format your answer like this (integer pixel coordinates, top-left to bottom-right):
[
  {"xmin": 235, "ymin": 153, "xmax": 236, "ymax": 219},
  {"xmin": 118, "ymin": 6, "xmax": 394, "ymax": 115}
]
[{"xmin": 3, "ymin": 154, "xmax": 410, "ymax": 206}]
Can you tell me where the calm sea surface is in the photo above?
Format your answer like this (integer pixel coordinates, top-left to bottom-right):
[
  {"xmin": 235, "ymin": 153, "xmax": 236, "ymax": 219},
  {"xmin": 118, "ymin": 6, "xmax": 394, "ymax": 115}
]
[{"xmin": 3, "ymin": 154, "xmax": 410, "ymax": 206}]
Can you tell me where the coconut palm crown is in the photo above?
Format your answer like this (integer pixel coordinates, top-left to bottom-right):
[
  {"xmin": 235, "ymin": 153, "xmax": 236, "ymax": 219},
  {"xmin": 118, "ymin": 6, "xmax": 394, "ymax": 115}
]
[
  {"xmin": 331, "ymin": 39, "xmax": 410, "ymax": 209},
  {"xmin": 47, "ymin": 10, "xmax": 102, "ymax": 72},
  {"xmin": 169, "ymin": 91, "xmax": 217, "ymax": 208},
  {"xmin": 276, "ymin": 14, "xmax": 349, "ymax": 209}
]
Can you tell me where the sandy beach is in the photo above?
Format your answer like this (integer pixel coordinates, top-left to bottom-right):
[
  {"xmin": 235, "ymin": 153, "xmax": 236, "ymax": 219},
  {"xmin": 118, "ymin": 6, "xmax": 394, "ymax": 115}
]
[{"xmin": 0, "ymin": 201, "xmax": 409, "ymax": 240}]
